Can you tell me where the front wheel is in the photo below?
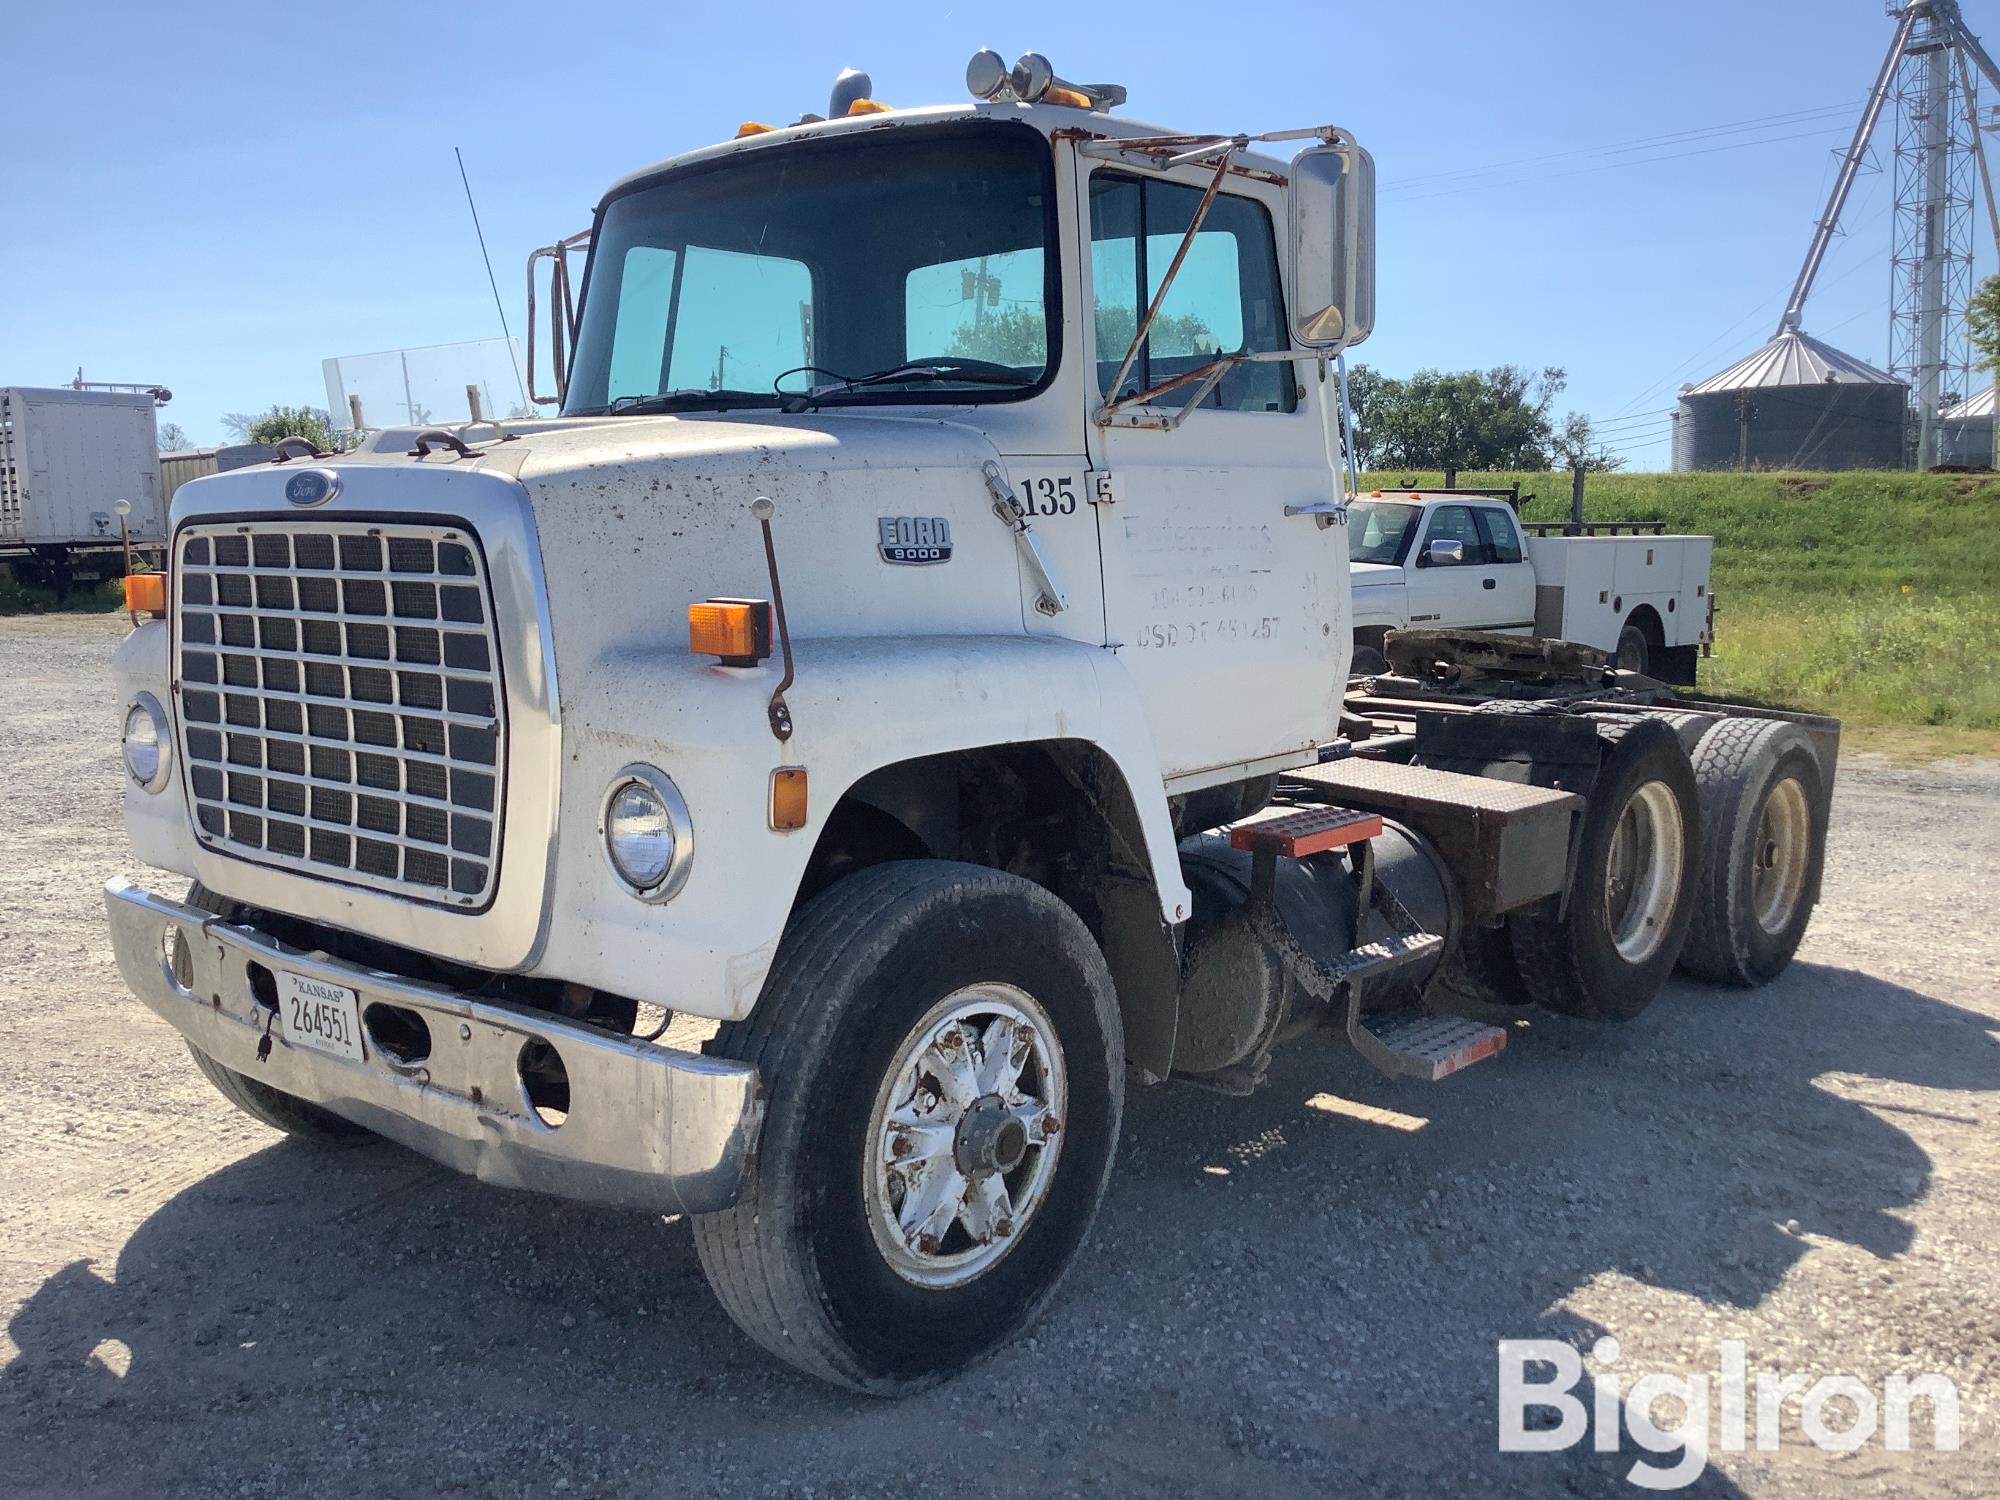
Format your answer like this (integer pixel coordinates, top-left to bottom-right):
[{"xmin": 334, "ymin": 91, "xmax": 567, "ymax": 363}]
[{"xmin": 692, "ymin": 861, "xmax": 1124, "ymax": 1394}]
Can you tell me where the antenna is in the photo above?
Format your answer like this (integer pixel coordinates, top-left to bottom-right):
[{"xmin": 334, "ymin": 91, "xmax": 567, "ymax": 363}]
[{"xmin": 454, "ymin": 146, "xmax": 531, "ymax": 413}]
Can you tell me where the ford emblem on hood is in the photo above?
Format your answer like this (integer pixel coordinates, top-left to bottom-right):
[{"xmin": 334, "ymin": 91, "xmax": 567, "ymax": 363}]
[{"xmin": 285, "ymin": 469, "xmax": 340, "ymax": 508}]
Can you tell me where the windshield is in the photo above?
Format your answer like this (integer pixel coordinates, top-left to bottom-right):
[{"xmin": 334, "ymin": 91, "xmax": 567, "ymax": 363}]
[
  {"xmin": 564, "ymin": 123, "xmax": 1058, "ymax": 415},
  {"xmin": 1348, "ymin": 501, "xmax": 1422, "ymax": 565}
]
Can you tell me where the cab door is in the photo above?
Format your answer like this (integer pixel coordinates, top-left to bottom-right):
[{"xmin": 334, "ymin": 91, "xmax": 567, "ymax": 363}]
[
  {"xmin": 1083, "ymin": 163, "xmax": 1343, "ymax": 785},
  {"xmin": 1404, "ymin": 502, "xmax": 1536, "ymax": 634},
  {"xmin": 1473, "ymin": 503, "xmax": 1537, "ymax": 634}
]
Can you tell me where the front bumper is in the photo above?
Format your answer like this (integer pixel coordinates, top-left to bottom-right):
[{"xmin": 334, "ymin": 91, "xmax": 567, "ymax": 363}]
[{"xmin": 104, "ymin": 878, "xmax": 764, "ymax": 1215}]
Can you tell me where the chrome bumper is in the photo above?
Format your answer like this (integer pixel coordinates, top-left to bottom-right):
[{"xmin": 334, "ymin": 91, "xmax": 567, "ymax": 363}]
[{"xmin": 103, "ymin": 878, "xmax": 764, "ymax": 1215}]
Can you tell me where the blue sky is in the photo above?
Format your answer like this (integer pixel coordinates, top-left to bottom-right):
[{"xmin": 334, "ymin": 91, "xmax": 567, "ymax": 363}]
[{"xmin": 2, "ymin": 0, "xmax": 1981, "ymax": 465}]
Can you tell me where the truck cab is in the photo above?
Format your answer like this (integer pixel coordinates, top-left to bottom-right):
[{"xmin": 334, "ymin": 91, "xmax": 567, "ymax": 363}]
[
  {"xmin": 102, "ymin": 55, "xmax": 1827, "ymax": 1396},
  {"xmin": 1349, "ymin": 491, "xmax": 1538, "ymax": 658}
]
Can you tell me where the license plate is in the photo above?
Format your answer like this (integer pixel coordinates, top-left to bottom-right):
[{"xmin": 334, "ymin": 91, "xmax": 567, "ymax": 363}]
[{"xmin": 278, "ymin": 971, "xmax": 365, "ymax": 1063}]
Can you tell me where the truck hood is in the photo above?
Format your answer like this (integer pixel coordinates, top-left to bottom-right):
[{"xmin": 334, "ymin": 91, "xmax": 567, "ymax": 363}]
[
  {"xmin": 1349, "ymin": 562, "xmax": 1404, "ymax": 587},
  {"xmin": 369, "ymin": 409, "xmax": 1038, "ymax": 704}
]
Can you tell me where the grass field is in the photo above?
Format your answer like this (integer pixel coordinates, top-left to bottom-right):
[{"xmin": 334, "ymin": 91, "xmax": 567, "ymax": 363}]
[{"xmin": 1363, "ymin": 469, "xmax": 2000, "ymax": 741}]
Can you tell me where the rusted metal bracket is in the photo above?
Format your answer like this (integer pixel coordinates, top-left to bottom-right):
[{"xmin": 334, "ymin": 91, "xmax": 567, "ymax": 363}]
[
  {"xmin": 981, "ymin": 462, "xmax": 1068, "ymax": 616},
  {"xmin": 751, "ymin": 497, "xmax": 795, "ymax": 741}
]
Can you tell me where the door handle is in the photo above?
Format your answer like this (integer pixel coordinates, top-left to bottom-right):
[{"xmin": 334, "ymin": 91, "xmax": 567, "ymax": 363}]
[
  {"xmin": 1482, "ymin": 577, "xmax": 1497, "ymax": 590},
  {"xmin": 1284, "ymin": 499, "xmax": 1346, "ymax": 530}
]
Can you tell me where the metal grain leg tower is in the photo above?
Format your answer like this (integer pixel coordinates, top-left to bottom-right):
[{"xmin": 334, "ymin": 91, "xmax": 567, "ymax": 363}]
[
  {"xmin": 1890, "ymin": 2, "xmax": 1981, "ymax": 465},
  {"xmin": 1769, "ymin": 2, "xmax": 2000, "ymax": 468}
]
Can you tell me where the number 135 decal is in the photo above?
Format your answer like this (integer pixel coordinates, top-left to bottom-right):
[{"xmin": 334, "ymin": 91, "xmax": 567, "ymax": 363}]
[{"xmin": 1021, "ymin": 475, "xmax": 1078, "ymax": 517}]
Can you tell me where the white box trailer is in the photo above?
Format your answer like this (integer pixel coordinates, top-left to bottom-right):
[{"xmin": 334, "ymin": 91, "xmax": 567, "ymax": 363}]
[{"xmin": 0, "ymin": 387, "xmax": 163, "ymax": 558}]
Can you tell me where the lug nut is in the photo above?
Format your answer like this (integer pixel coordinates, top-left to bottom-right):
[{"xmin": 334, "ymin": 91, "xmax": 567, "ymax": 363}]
[
  {"xmin": 890, "ymin": 1133, "xmax": 915, "ymax": 1158},
  {"xmin": 996, "ymin": 1217, "xmax": 1014, "ymax": 1239},
  {"xmin": 1042, "ymin": 1114, "xmax": 1062, "ymax": 1135},
  {"xmin": 916, "ymin": 1233, "xmax": 943, "ymax": 1255}
]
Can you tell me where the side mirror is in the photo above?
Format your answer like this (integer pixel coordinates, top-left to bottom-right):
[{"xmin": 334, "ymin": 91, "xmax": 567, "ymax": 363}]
[
  {"xmin": 1426, "ymin": 538, "xmax": 1464, "ymax": 566},
  {"xmin": 1288, "ymin": 141, "xmax": 1376, "ymax": 352}
]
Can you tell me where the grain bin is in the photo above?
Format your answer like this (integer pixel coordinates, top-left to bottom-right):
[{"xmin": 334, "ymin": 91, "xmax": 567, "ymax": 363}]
[
  {"xmin": 1673, "ymin": 330, "xmax": 1908, "ymax": 471},
  {"xmin": 1938, "ymin": 385, "xmax": 1995, "ymax": 467}
]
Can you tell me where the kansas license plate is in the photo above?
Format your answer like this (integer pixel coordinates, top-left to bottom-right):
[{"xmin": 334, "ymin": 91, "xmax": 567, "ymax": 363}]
[{"xmin": 278, "ymin": 971, "xmax": 365, "ymax": 1063}]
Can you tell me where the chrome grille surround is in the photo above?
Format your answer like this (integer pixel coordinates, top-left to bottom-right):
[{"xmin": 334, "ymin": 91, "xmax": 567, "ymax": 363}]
[{"xmin": 174, "ymin": 519, "xmax": 507, "ymax": 909}]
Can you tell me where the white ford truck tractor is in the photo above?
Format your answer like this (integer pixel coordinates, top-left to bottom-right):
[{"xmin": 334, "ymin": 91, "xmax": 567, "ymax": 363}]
[{"xmin": 104, "ymin": 53, "xmax": 1838, "ymax": 1394}]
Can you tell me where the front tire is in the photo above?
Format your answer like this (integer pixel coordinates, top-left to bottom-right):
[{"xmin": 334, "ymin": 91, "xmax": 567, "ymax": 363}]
[{"xmin": 692, "ymin": 861, "xmax": 1124, "ymax": 1394}]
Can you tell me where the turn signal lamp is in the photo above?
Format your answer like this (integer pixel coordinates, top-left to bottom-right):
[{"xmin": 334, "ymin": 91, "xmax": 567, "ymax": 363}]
[
  {"xmin": 770, "ymin": 767, "xmax": 809, "ymax": 830},
  {"xmin": 689, "ymin": 598, "xmax": 772, "ymax": 666},
  {"xmin": 124, "ymin": 571, "xmax": 167, "ymax": 617},
  {"xmin": 845, "ymin": 98, "xmax": 892, "ymax": 115}
]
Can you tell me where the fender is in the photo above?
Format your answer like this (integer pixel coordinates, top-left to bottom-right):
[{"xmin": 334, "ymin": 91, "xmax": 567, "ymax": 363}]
[
  {"xmin": 535, "ymin": 632, "xmax": 1193, "ymax": 1022},
  {"xmin": 111, "ymin": 620, "xmax": 195, "ymax": 874}
]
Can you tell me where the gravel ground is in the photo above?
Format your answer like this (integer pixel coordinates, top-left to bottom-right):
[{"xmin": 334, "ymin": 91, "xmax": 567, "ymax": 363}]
[{"xmin": 2, "ymin": 612, "xmax": 1996, "ymax": 1498}]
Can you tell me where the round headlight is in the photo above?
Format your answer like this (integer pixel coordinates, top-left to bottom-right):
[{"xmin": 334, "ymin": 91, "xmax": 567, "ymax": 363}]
[
  {"xmin": 122, "ymin": 692, "xmax": 170, "ymax": 793},
  {"xmin": 600, "ymin": 767, "xmax": 693, "ymax": 901}
]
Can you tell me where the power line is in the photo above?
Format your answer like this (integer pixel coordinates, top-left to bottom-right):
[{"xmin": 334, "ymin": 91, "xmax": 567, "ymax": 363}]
[{"xmin": 1384, "ymin": 99, "xmax": 1865, "ymax": 194}]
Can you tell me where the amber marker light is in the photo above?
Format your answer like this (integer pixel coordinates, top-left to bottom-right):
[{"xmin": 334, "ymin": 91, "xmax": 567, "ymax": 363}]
[
  {"xmin": 124, "ymin": 571, "xmax": 167, "ymax": 617},
  {"xmin": 689, "ymin": 598, "xmax": 772, "ymax": 666},
  {"xmin": 769, "ymin": 767, "xmax": 809, "ymax": 831}
]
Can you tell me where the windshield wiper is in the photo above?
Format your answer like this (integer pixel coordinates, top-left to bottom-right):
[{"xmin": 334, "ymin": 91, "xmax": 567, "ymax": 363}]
[
  {"xmin": 573, "ymin": 389, "xmax": 780, "ymax": 417},
  {"xmin": 781, "ymin": 360, "xmax": 1028, "ymax": 413}
]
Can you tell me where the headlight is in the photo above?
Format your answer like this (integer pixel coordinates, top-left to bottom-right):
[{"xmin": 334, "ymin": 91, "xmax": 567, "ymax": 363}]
[
  {"xmin": 122, "ymin": 692, "xmax": 171, "ymax": 793},
  {"xmin": 599, "ymin": 766, "xmax": 693, "ymax": 902}
]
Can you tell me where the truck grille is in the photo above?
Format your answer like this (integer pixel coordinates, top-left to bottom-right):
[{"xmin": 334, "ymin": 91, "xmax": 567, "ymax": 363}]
[{"xmin": 173, "ymin": 520, "xmax": 506, "ymax": 907}]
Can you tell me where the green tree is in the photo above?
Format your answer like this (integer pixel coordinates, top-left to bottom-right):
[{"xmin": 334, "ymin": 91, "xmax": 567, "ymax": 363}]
[
  {"xmin": 1550, "ymin": 412, "xmax": 1626, "ymax": 473},
  {"xmin": 245, "ymin": 405, "xmax": 338, "ymax": 452},
  {"xmin": 1344, "ymin": 364, "xmax": 1568, "ymax": 470},
  {"xmin": 1967, "ymin": 273, "xmax": 2000, "ymax": 373}
]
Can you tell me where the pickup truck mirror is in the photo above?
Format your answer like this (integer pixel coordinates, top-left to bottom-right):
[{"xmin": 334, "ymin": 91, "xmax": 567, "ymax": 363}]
[
  {"xmin": 1288, "ymin": 142, "xmax": 1375, "ymax": 352},
  {"xmin": 1424, "ymin": 538, "xmax": 1464, "ymax": 567}
]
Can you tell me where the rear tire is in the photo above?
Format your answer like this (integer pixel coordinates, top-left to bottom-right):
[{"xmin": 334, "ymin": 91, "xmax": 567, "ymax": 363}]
[
  {"xmin": 1512, "ymin": 719, "xmax": 1700, "ymax": 1021},
  {"xmin": 691, "ymin": 861, "xmax": 1123, "ymax": 1394},
  {"xmin": 1615, "ymin": 623, "xmax": 1651, "ymax": 675},
  {"xmin": 1678, "ymin": 719, "xmax": 1827, "ymax": 986},
  {"xmin": 179, "ymin": 883, "xmax": 368, "ymax": 1141}
]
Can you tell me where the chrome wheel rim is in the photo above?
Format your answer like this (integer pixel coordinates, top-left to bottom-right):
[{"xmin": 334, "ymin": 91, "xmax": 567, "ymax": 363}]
[
  {"xmin": 1751, "ymin": 776, "xmax": 1812, "ymax": 935},
  {"xmin": 1604, "ymin": 780, "xmax": 1685, "ymax": 964},
  {"xmin": 863, "ymin": 983, "xmax": 1067, "ymax": 1289}
]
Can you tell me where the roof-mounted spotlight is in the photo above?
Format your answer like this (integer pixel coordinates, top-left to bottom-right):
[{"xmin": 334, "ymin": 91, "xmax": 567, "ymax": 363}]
[
  {"xmin": 966, "ymin": 49, "xmax": 1015, "ymax": 101},
  {"xmin": 1010, "ymin": 52, "xmax": 1127, "ymax": 111},
  {"xmin": 966, "ymin": 49, "xmax": 1126, "ymax": 110}
]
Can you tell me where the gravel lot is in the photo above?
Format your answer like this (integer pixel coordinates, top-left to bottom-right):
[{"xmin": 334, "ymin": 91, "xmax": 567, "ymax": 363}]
[{"xmin": 2, "ymin": 612, "xmax": 1996, "ymax": 1498}]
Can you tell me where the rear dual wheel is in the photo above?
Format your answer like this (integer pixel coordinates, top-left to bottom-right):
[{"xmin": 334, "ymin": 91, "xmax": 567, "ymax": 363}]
[
  {"xmin": 1677, "ymin": 718, "xmax": 1826, "ymax": 986},
  {"xmin": 1512, "ymin": 717, "xmax": 1700, "ymax": 1021}
]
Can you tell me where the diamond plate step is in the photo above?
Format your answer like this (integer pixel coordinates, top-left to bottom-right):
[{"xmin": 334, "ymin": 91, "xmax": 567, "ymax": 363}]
[
  {"xmin": 1230, "ymin": 804, "xmax": 1383, "ymax": 858},
  {"xmin": 1322, "ymin": 930, "xmax": 1444, "ymax": 985},
  {"xmin": 1352, "ymin": 1010, "xmax": 1509, "ymax": 1082}
]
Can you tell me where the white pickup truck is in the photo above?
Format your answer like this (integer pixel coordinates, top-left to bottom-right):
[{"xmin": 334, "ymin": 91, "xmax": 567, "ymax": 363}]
[{"xmin": 1347, "ymin": 489, "xmax": 1714, "ymax": 682}]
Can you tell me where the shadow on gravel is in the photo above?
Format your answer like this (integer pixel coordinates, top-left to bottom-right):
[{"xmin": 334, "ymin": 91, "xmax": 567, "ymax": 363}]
[{"xmin": 2, "ymin": 962, "xmax": 1991, "ymax": 1496}]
